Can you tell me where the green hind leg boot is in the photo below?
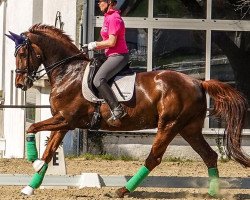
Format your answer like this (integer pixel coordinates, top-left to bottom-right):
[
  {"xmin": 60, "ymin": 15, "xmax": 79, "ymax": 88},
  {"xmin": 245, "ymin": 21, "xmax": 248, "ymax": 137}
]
[{"xmin": 208, "ymin": 167, "xmax": 220, "ymax": 197}]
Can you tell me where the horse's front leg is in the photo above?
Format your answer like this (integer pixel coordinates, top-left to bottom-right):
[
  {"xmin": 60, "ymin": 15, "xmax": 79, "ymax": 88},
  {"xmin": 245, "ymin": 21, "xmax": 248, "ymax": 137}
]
[
  {"xmin": 21, "ymin": 115, "xmax": 68, "ymax": 195},
  {"xmin": 24, "ymin": 113, "xmax": 70, "ymax": 173},
  {"xmin": 27, "ymin": 113, "xmax": 70, "ymax": 133},
  {"xmin": 24, "ymin": 114, "xmax": 70, "ymax": 170},
  {"xmin": 22, "ymin": 128, "xmax": 68, "ymax": 195}
]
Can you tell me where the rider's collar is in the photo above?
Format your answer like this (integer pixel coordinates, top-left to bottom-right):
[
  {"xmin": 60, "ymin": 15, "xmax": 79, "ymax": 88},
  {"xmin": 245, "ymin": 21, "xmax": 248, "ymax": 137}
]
[{"xmin": 104, "ymin": 8, "xmax": 120, "ymax": 16}]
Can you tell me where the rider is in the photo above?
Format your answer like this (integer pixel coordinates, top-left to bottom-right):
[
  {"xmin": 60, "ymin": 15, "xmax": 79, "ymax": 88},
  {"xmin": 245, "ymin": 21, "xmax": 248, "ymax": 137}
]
[{"xmin": 87, "ymin": 0, "xmax": 129, "ymax": 124}]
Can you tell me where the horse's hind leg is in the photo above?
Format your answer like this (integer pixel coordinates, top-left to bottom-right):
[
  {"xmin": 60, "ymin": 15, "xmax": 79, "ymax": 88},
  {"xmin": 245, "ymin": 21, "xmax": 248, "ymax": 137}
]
[
  {"xmin": 180, "ymin": 119, "xmax": 219, "ymax": 197},
  {"xmin": 116, "ymin": 122, "xmax": 179, "ymax": 197}
]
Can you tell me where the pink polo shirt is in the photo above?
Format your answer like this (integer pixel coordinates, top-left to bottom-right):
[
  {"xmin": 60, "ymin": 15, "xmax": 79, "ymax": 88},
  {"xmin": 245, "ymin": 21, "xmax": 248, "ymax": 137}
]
[{"xmin": 100, "ymin": 9, "xmax": 128, "ymax": 57}]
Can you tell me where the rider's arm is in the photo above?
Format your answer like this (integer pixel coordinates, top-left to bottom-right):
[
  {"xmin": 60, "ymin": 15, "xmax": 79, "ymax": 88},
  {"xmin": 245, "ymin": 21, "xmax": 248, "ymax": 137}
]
[{"xmin": 95, "ymin": 34, "xmax": 117, "ymax": 49}]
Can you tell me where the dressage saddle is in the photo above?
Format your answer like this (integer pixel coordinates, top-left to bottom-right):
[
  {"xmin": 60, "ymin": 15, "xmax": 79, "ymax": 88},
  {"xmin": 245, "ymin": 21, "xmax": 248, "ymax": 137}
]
[{"xmin": 87, "ymin": 57, "xmax": 133, "ymax": 98}]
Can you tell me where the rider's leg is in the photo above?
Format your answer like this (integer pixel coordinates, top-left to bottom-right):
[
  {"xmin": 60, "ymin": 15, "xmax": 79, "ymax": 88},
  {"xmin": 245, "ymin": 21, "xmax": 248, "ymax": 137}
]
[
  {"xmin": 97, "ymin": 78, "xmax": 126, "ymax": 119},
  {"xmin": 93, "ymin": 54, "xmax": 129, "ymax": 121}
]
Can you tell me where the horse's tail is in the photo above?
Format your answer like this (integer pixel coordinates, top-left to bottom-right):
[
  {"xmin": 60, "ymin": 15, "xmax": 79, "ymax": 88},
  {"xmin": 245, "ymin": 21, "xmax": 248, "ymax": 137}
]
[{"xmin": 201, "ymin": 79, "xmax": 250, "ymax": 167}]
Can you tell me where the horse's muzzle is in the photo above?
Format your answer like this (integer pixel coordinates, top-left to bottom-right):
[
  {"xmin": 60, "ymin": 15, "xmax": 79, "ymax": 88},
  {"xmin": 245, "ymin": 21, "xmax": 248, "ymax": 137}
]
[{"xmin": 16, "ymin": 83, "xmax": 27, "ymax": 91}]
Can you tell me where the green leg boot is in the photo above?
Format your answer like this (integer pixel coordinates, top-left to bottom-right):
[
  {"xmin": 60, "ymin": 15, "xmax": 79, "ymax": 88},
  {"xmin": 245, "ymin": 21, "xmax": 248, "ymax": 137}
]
[
  {"xmin": 26, "ymin": 134, "xmax": 38, "ymax": 162},
  {"xmin": 21, "ymin": 163, "xmax": 48, "ymax": 195},
  {"xmin": 208, "ymin": 167, "xmax": 220, "ymax": 197}
]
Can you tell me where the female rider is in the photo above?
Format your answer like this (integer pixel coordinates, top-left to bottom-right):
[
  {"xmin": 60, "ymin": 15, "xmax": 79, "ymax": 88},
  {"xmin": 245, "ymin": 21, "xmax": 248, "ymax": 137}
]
[{"xmin": 87, "ymin": 0, "xmax": 129, "ymax": 125}]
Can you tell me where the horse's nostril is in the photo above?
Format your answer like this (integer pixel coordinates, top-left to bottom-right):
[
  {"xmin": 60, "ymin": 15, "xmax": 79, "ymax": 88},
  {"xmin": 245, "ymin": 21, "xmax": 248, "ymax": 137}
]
[{"xmin": 16, "ymin": 84, "xmax": 23, "ymax": 88}]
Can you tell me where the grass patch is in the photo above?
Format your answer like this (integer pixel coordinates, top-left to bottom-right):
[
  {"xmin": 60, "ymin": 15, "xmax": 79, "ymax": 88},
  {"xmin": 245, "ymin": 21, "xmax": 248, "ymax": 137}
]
[
  {"xmin": 66, "ymin": 153, "xmax": 137, "ymax": 161},
  {"xmin": 219, "ymin": 157, "xmax": 230, "ymax": 163},
  {"xmin": 163, "ymin": 156, "xmax": 193, "ymax": 163},
  {"xmin": 120, "ymin": 155, "xmax": 136, "ymax": 161}
]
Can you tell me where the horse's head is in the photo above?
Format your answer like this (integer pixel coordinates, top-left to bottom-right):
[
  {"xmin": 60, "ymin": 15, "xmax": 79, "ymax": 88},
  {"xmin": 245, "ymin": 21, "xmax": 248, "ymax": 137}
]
[{"xmin": 5, "ymin": 31, "xmax": 43, "ymax": 91}]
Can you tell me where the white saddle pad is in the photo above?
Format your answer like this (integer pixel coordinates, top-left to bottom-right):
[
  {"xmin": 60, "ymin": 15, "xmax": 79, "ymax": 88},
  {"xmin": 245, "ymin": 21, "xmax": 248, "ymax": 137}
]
[{"xmin": 82, "ymin": 63, "xmax": 136, "ymax": 103}]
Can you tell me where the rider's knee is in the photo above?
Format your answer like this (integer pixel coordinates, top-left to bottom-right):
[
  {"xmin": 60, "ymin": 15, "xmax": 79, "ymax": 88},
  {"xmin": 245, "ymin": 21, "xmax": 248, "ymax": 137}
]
[
  {"xmin": 94, "ymin": 78, "xmax": 107, "ymax": 88},
  {"xmin": 93, "ymin": 77, "xmax": 101, "ymax": 88}
]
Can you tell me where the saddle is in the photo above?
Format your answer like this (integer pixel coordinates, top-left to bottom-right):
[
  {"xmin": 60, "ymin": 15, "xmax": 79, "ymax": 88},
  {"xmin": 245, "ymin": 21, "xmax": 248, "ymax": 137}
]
[
  {"xmin": 82, "ymin": 57, "xmax": 136, "ymax": 130},
  {"xmin": 82, "ymin": 58, "xmax": 136, "ymax": 103}
]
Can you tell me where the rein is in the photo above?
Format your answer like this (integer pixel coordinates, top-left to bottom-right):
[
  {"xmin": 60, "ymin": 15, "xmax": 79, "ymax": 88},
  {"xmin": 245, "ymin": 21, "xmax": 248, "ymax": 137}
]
[
  {"xmin": 15, "ymin": 36, "xmax": 86, "ymax": 82},
  {"xmin": 34, "ymin": 52, "xmax": 85, "ymax": 81}
]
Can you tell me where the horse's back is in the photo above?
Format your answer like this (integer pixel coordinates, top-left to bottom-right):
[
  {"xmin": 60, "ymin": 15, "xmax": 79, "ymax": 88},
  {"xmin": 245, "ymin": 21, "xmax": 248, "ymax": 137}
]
[
  {"xmin": 136, "ymin": 70, "xmax": 204, "ymax": 100},
  {"xmin": 134, "ymin": 70, "xmax": 207, "ymax": 119}
]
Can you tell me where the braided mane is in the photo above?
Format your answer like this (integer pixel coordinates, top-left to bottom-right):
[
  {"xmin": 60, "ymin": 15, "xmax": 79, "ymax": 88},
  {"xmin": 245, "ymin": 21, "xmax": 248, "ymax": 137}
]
[{"xmin": 29, "ymin": 23, "xmax": 74, "ymax": 43}]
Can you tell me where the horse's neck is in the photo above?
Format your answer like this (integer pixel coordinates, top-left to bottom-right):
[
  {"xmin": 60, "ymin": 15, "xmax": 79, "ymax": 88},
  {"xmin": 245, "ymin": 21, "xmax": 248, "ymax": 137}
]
[
  {"xmin": 47, "ymin": 59, "xmax": 86, "ymax": 87},
  {"xmin": 35, "ymin": 37, "xmax": 85, "ymax": 86},
  {"xmin": 38, "ymin": 37, "xmax": 79, "ymax": 67}
]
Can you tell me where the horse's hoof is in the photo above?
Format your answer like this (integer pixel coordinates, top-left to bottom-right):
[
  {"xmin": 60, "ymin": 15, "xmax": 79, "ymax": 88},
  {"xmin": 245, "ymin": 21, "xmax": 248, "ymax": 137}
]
[
  {"xmin": 33, "ymin": 159, "xmax": 45, "ymax": 172},
  {"xmin": 21, "ymin": 185, "xmax": 34, "ymax": 196},
  {"xmin": 115, "ymin": 187, "xmax": 130, "ymax": 198}
]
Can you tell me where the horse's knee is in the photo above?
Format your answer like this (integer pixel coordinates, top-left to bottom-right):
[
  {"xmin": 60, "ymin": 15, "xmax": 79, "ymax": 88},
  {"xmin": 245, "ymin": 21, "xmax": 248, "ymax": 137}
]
[
  {"xmin": 145, "ymin": 155, "xmax": 162, "ymax": 171},
  {"xmin": 27, "ymin": 124, "xmax": 36, "ymax": 133}
]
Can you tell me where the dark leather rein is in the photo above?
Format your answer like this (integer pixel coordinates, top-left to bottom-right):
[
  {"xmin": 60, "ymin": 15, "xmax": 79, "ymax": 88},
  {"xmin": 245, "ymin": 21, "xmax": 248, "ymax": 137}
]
[{"xmin": 15, "ymin": 37, "xmax": 86, "ymax": 82}]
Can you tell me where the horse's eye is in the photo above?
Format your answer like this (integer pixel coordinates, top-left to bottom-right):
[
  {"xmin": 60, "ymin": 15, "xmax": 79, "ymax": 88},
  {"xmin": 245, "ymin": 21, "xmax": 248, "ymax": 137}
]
[{"xmin": 19, "ymin": 53, "xmax": 27, "ymax": 59}]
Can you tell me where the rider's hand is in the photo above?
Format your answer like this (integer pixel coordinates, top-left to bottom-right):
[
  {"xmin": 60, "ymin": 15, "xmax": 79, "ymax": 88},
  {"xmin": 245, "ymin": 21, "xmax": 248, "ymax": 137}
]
[{"xmin": 88, "ymin": 42, "xmax": 97, "ymax": 50}]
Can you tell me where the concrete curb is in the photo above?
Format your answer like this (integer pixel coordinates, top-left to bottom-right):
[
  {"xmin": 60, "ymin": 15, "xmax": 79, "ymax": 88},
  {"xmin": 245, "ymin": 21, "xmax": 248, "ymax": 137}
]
[{"xmin": 0, "ymin": 174, "xmax": 249, "ymax": 189}]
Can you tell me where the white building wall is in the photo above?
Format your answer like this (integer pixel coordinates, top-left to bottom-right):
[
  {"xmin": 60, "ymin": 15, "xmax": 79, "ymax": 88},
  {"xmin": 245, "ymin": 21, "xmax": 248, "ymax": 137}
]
[
  {"xmin": 0, "ymin": 1, "xmax": 6, "ymax": 91},
  {"xmin": 3, "ymin": 0, "xmax": 36, "ymax": 158},
  {"xmin": 1, "ymin": 0, "xmax": 77, "ymax": 158},
  {"xmin": 1, "ymin": 0, "xmax": 76, "ymax": 158},
  {"xmin": 43, "ymin": 0, "xmax": 77, "ymax": 41},
  {"xmin": 38, "ymin": 0, "xmax": 77, "ymax": 157}
]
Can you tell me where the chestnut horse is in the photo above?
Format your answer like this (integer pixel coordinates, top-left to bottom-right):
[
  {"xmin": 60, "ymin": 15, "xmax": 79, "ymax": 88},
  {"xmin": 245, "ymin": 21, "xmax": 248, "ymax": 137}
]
[{"xmin": 7, "ymin": 24, "xmax": 250, "ymax": 197}]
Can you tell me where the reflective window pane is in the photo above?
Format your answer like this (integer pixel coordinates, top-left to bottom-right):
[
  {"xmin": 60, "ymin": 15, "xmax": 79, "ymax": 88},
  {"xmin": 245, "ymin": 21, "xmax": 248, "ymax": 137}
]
[
  {"xmin": 94, "ymin": 27, "xmax": 147, "ymax": 72},
  {"xmin": 95, "ymin": 0, "xmax": 148, "ymax": 17},
  {"xmin": 210, "ymin": 31, "xmax": 250, "ymax": 128},
  {"xmin": 212, "ymin": 0, "xmax": 250, "ymax": 20},
  {"xmin": 154, "ymin": 0, "xmax": 206, "ymax": 19},
  {"xmin": 153, "ymin": 29, "xmax": 206, "ymax": 79},
  {"xmin": 126, "ymin": 28, "xmax": 147, "ymax": 72}
]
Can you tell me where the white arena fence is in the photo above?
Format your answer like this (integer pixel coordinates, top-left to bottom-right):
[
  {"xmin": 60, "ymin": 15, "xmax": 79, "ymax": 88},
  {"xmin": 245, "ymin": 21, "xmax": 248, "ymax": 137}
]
[{"xmin": 0, "ymin": 174, "xmax": 249, "ymax": 189}]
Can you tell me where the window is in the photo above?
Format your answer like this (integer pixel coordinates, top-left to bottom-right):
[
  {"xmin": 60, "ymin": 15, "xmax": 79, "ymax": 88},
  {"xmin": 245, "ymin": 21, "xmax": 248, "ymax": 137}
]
[
  {"xmin": 210, "ymin": 30, "xmax": 250, "ymax": 128},
  {"xmin": 94, "ymin": 27, "xmax": 148, "ymax": 72},
  {"xmin": 153, "ymin": 29, "xmax": 206, "ymax": 79},
  {"xmin": 212, "ymin": 0, "xmax": 250, "ymax": 20},
  {"xmin": 154, "ymin": 0, "xmax": 206, "ymax": 19},
  {"xmin": 95, "ymin": 0, "xmax": 148, "ymax": 17},
  {"xmin": 89, "ymin": 1, "xmax": 250, "ymax": 131}
]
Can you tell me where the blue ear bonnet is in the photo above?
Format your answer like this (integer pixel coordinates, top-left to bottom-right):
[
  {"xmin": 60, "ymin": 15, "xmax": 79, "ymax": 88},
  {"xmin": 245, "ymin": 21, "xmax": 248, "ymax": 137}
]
[{"xmin": 5, "ymin": 31, "xmax": 29, "ymax": 56}]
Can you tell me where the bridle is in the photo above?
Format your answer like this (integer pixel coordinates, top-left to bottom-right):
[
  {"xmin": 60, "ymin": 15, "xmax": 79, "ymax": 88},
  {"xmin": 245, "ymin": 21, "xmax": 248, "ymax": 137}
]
[
  {"xmin": 15, "ymin": 34, "xmax": 85, "ymax": 82},
  {"xmin": 14, "ymin": 34, "xmax": 36, "ymax": 81}
]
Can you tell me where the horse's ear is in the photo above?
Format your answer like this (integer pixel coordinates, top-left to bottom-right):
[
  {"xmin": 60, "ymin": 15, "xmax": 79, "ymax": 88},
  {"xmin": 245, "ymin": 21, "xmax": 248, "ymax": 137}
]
[
  {"xmin": 5, "ymin": 31, "xmax": 26, "ymax": 47},
  {"xmin": 5, "ymin": 32, "xmax": 15, "ymax": 41}
]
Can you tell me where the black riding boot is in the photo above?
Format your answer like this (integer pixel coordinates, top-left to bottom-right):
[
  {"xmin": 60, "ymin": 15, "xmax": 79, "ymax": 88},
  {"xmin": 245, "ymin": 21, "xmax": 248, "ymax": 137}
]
[{"xmin": 97, "ymin": 80, "xmax": 126, "ymax": 125}]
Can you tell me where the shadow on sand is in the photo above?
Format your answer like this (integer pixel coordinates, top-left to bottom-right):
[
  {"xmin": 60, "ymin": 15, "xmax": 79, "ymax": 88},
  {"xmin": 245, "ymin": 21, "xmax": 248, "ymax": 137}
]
[{"xmin": 125, "ymin": 191, "xmax": 250, "ymax": 199}]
